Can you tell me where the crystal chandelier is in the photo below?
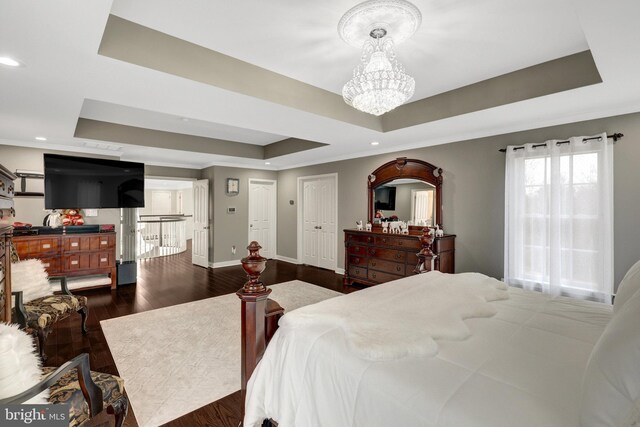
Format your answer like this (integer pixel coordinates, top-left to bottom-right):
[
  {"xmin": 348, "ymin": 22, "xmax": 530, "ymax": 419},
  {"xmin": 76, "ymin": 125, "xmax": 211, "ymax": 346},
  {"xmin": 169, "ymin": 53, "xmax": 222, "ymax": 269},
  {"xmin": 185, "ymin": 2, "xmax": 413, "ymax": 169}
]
[
  {"xmin": 338, "ymin": 0, "xmax": 421, "ymax": 116},
  {"xmin": 342, "ymin": 29, "xmax": 415, "ymax": 116}
]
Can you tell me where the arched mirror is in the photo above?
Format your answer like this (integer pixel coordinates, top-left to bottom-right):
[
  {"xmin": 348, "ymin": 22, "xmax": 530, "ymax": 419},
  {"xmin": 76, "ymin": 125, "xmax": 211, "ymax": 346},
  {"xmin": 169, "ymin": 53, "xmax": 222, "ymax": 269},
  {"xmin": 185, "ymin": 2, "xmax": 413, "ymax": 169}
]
[{"xmin": 368, "ymin": 157, "xmax": 443, "ymax": 229}]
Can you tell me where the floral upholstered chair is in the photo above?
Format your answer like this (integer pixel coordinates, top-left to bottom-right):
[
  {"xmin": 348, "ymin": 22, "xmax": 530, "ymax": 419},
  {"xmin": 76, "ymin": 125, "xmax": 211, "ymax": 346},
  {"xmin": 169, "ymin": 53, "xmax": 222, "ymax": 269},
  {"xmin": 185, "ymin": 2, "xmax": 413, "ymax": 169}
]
[
  {"xmin": 0, "ymin": 324, "xmax": 129, "ymax": 427},
  {"xmin": 10, "ymin": 243, "xmax": 88, "ymax": 361}
]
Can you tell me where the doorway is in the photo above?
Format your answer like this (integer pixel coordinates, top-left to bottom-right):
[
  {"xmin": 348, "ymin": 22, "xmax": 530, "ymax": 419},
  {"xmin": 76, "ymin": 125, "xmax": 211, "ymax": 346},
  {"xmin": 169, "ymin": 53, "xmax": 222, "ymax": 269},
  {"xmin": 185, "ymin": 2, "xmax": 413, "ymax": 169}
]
[
  {"xmin": 248, "ymin": 179, "xmax": 277, "ymax": 259},
  {"xmin": 297, "ymin": 173, "xmax": 338, "ymax": 271}
]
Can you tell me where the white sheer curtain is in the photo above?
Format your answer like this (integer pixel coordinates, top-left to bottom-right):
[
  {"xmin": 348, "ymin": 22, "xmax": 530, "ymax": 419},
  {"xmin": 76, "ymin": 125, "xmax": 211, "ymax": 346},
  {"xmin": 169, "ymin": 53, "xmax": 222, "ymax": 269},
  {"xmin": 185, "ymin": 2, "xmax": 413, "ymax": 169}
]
[{"xmin": 504, "ymin": 133, "xmax": 613, "ymax": 302}]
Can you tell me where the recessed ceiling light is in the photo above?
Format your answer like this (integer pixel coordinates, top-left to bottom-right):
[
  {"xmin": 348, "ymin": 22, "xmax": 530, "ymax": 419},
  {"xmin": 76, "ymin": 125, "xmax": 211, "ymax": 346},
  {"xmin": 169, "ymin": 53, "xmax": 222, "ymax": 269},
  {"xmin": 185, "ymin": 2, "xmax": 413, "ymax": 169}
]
[
  {"xmin": 0, "ymin": 57, "xmax": 22, "ymax": 67},
  {"xmin": 265, "ymin": 162, "xmax": 271, "ymax": 165},
  {"xmin": 370, "ymin": 141, "xmax": 380, "ymax": 146},
  {"xmin": 35, "ymin": 136, "xmax": 47, "ymax": 141}
]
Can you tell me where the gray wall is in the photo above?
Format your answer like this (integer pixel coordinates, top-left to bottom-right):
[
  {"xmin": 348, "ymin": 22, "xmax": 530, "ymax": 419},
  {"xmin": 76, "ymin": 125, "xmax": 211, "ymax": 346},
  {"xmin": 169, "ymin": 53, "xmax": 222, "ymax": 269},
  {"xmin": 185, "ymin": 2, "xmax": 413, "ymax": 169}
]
[
  {"xmin": 200, "ymin": 165, "xmax": 277, "ymax": 265},
  {"xmin": 0, "ymin": 145, "xmax": 200, "ymax": 258},
  {"xmin": 276, "ymin": 111, "xmax": 640, "ymax": 289}
]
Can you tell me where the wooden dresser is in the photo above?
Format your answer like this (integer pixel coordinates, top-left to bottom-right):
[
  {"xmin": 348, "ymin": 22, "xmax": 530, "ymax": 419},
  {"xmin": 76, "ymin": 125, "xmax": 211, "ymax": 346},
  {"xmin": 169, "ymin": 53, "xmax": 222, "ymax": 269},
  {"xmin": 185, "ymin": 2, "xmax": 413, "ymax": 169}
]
[
  {"xmin": 343, "ymin": 229, "xmax": 455, "ymax": 287},
  {"xmin": 0, "ymin": 164, "xmax": 17, "ymax": 322},
  {"xmin": 14, "ymin": 232, "xmax": 117, "ymax": 289}
]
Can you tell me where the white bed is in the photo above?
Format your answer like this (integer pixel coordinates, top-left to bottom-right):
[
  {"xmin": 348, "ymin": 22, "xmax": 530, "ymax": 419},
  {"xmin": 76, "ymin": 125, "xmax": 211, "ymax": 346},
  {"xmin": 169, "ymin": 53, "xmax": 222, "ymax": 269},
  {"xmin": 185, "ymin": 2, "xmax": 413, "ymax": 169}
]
[{"xmin": 244, "ymin": 269, "xmax": 640, "ymax": 427}]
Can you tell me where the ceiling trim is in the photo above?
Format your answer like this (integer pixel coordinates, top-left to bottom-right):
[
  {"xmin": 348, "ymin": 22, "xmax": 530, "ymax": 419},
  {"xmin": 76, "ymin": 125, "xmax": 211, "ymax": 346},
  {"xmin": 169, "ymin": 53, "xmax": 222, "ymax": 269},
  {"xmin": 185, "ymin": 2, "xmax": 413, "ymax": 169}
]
[
  {"xmin": 74, "ymin": 118, "xmax": 326, "ymax": 160},
  {"xmin": 382, "ymin": 50, "xmax": 603, "ymax": 131},
  {"xmin": 99, "ymin": 14, "xmax": 382, "ymax": 131}
]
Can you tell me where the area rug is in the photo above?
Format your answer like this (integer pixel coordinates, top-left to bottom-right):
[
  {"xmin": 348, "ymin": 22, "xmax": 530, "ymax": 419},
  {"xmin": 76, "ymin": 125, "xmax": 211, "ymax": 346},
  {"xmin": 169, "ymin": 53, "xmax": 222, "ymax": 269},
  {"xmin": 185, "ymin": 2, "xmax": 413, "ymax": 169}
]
[{"xmin": 100, "ymin": 280, "xmax": 341, "ymax": 427}]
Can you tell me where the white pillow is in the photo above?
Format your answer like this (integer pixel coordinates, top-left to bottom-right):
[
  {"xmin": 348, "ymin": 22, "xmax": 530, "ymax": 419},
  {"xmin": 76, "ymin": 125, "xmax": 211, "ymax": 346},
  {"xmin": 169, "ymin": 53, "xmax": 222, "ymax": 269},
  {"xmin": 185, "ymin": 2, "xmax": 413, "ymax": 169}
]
[
  {"xmin": 0, "ymin": 323, "xmax": 49, "ymax": 404},
  {"xmin": 614, "ymin": 259, "xmax": 640, "ymax": 314},
  {"xmin": 581, "ymin": 285, "xmax": 640, "ymax": 427},
  {"xmin": 11, "ymin": 259, "xmax": 53, "ymax": 304}
]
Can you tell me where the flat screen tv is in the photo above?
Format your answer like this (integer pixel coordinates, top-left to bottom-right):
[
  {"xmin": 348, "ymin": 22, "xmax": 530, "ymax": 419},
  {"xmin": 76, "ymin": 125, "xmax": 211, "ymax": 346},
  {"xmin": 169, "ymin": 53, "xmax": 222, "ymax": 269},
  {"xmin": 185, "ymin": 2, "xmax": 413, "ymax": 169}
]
[
  {"xmin": 44, "ymin": 154, "xmax": 145, "ymax": 209},
  {"xmin": 374, "ymin": 186, "xmax": 396, "ymax": 211}
]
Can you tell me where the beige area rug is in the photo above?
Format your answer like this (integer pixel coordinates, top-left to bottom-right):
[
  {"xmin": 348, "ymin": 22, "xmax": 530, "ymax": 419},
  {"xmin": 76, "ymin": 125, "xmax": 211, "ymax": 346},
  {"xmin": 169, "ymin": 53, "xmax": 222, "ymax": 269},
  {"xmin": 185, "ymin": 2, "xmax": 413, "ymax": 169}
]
[{"xmin": 100, "ymin": 280, "xmax": 341, "ymax": 427}]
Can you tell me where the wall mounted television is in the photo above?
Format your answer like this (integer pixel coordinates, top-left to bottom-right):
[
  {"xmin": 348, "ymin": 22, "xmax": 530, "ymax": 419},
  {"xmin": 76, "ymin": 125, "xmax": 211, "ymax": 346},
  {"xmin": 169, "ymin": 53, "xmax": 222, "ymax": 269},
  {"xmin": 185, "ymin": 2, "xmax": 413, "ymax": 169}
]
[
  {"xmin": 374, "ymin": 186, "xmax": 396, "ymax": 211},
  {"xmin": 44, "ymin": 154, "xmax": 145, "ymax": 209}
]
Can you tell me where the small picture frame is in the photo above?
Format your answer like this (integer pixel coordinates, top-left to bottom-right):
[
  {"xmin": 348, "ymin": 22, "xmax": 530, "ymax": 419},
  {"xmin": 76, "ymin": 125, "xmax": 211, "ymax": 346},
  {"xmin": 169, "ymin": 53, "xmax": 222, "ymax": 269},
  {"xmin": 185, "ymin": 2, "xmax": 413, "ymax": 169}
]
[{"xmin": 226, "ymin": 178, "xmax": 239, "ymax": 195}]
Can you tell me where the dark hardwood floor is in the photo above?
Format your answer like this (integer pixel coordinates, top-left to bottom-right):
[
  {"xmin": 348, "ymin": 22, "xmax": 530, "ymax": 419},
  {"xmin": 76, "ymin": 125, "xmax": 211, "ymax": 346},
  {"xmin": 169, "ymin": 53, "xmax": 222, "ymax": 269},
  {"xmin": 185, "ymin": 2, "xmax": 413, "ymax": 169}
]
[{"xmin": 44, "ymin": 242, "xmax": 354, "ymax": 427}]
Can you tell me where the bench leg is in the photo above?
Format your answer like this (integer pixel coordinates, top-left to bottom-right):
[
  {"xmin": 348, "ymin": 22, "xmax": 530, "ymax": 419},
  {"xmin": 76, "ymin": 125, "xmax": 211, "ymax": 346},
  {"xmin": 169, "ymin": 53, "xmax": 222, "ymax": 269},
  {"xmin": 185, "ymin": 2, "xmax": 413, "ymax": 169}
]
[{"xmin": 78, "ymin": 306, "xmax": 88, "ymax": 335}]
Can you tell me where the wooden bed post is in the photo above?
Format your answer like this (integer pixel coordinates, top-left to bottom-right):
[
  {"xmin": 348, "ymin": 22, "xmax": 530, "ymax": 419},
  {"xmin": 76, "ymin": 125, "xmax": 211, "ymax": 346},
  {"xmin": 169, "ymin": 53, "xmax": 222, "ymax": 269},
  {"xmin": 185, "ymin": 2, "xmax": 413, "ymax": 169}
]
[
  {"xmin": 237, "ymin": 241, "xmax": 270, "ymax": 413},
  {"xmin": 237, "ymin": 241, "xmax": 284, "ymax": 418},
  {"xmin": 414, "ymin": 227, "xmax": 436, "ymax": 274}
]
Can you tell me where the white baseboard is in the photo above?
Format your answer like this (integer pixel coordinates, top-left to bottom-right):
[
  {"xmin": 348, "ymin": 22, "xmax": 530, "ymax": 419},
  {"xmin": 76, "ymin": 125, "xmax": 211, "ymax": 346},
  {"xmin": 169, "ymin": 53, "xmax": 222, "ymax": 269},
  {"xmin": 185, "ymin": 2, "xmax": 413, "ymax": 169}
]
[
  {"xmin": 209, "ymin": 260, "xmax": 242, "ymax": 269},
  {"xmin": 275, "ymin": 255, "xmax": 299, "ymax": 264},
  {"xmin": 335, "ymin": 267, "xmax": 345, "ymax": 275}
]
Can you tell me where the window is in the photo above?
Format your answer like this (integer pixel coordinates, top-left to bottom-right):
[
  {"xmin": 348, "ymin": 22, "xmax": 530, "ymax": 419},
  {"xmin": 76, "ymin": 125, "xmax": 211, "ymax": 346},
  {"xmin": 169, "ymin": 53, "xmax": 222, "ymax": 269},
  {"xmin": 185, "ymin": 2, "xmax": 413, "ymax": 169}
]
[{"xmin": 504, "ymin": 134, "xmax": 613, "ymax": 302}]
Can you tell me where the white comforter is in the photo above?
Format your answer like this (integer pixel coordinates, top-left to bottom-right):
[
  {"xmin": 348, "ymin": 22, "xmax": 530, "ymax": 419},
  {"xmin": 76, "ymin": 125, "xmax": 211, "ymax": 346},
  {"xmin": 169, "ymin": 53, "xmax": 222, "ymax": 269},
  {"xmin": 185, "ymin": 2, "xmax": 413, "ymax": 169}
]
[{"xmin": 244, "ymin": 272, "xmax": 612, "ymax": 427}]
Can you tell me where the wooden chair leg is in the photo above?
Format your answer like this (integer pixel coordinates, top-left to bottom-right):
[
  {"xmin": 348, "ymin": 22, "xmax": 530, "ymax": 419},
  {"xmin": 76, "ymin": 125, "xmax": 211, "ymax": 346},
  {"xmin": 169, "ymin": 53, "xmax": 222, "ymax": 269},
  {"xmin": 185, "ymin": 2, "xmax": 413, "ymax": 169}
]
[
  {"xmin": 36, "ymin": 327, "xmax": 51, "ymax": 362},
  {"xmin": 78, "ymin": 306, "xmax": 88, "ymax": 335},
  {"xmin": 107, "ymin": 396, "xmax": 129, "ymax": 427}
]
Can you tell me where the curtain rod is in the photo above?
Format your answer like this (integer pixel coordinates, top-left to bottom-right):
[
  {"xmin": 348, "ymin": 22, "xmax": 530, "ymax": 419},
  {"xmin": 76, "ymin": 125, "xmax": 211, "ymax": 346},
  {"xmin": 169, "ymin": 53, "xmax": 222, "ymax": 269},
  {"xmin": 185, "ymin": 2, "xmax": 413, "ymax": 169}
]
[{"xmin": 498, "ymin": 133, "xmax": 624, "ymax": 153}]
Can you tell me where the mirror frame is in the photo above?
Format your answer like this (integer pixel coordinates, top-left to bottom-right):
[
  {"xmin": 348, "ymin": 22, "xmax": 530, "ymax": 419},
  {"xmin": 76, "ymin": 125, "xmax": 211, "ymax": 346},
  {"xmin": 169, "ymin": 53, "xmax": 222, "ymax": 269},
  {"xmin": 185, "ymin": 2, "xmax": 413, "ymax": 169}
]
[{"xmin": 367, "ymin": 157, "xmax": 443, "ymax": 228}]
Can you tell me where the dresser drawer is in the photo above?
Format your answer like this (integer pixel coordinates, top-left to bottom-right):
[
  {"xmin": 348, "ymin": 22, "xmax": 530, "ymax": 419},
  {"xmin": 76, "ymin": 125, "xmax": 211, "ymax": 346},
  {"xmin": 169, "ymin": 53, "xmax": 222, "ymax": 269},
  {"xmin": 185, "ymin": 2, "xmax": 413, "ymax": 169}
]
[
  {"xmin": 90, "ymin": 235, "xmax": 115, "ymax": 250},
  {"xmin": 0, "ymin": 201, "xmax": 15, "ymax": 227},
  {"xmin": 368, "ymin": 247, "xmax": 405, "ymax": 262},
  {"xmin": 346, "ymin": 233, "xmax": 373, "ymax": 244},
  {"xmin": 90, "ymin": 251, "xmax": 115, "ymax": 268},
  {"xmin": 39, "ymin": 257, "xmax": 62, "ymax": 275},
  {"xmin": 25, "ymin": 238, "xmax": 60, "ymax": 256},
  {"xmin": 65, "ymin": 254, "xmax": 90, "ymax": 270},
  {"xmin": 374, "ymin": 236, "xmax": 420, "ymax": 249},
  {"xmin": 64, "ymin": 236, "xmax": 92, "ymax": 252},
  {"xmin": 348, "ymin": 265, "xmax": 367, "ymax": 279},
  {"xmin": 348, "ymin": 255, "xmax": 366, "ymax": 267},
  {"xmin": 368, "ymin": 258, "xmax": 405, "ymax": 275},
  {"xmin": 368, "ymin": 269, "xmax": 402, "ymax": 283},
  {"xmin": 347, "ymin": 245, "xmax": 367, "ymax": 256}
]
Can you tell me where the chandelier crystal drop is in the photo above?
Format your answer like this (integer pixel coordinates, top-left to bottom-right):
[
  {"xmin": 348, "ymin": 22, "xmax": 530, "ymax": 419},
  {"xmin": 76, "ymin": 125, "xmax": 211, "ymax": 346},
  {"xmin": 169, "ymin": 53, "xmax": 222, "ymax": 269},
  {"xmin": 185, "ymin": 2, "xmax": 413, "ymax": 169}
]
[{"xmin": 342, "ymin": 36, "xmax": 415, "ymax": 116}]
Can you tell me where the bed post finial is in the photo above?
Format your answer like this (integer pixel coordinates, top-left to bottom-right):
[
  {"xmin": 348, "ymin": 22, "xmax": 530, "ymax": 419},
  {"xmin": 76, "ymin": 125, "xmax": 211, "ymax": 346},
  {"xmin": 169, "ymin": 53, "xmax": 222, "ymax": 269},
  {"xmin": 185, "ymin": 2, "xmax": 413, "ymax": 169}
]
[
  {"xmin": 241, "ymin": 241, "xmax": 268, "ymax": 293},
  {"xmin": 414, "ymin": 227, "xmax": 436, "ymax": 274},
  {"xmin": 237, "ymin": 241, "xmax": 272, "ymax": 415}
]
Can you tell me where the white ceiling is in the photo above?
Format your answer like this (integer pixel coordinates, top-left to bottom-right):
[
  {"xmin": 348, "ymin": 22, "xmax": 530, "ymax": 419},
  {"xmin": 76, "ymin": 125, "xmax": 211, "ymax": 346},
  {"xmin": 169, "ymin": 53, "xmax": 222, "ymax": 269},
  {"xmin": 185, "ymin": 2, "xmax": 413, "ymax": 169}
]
[
  {"xmin": 110, "ymin": 0, "xmax": 589, "ymax": 100},
  {"xmin": 1, "ymin": 0, "xmax": 639, "ymax": 170}
]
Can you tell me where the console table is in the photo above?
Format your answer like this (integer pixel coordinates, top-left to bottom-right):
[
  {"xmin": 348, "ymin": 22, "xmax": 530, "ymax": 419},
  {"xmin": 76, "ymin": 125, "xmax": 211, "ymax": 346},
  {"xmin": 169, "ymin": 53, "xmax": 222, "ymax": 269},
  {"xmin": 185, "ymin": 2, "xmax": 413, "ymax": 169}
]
[
  {"xmin": 14, "ymin": 232, "xmax": 117, "ymax": 290},
  {"xmin": 343, "ymin": 229, "xmax": 455, "ymax": 287}
]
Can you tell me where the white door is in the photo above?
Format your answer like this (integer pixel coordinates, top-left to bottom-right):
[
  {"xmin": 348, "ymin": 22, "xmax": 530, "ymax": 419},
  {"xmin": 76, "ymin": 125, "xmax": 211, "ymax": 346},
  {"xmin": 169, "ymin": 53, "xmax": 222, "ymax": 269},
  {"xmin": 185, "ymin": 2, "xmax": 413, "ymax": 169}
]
[
  {"xmin": 317, "ymin": 178, "xmax": 336, "ymax": 270},
  {"xmin": 300, "ymin": 175, "xmax": 337, "ymax": 270},
  {"xmin": 192, "ymin": 179, "xmax": 209, "ymax": 268},
  {"xmin": 302, "ymin": 180, "xmax": 319, "ymax": 265},
  {"xmin": 248, "ymin": 179, "xmax": 277, "ymax": 259}
]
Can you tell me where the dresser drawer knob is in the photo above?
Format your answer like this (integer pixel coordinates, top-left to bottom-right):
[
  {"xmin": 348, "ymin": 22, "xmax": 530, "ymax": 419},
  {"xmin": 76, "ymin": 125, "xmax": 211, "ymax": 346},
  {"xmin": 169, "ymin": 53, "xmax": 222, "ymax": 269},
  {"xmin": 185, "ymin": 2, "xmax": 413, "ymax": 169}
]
[
  {"xmin": 10, "ymin": 207, "xmax": 15, "ymax": 217},
  {"xmin": 396, "ymin": 266, "xmax": 402, "ymax": 272},
  {"xmin": 396, "ymin": 253, "xmax": 401, "ymax": 259},
  {"xmin": 355, "ymin": 269, "xmax": 360, "ymax": 274},
  {"xmin": 0, "ymin": 182, "xmax": 4, "ymax": 190},
  {"xmin": 8, "ymin": 185, "xmax": 13, "ymax": 193},
  {"xmin": 372, "ymin": 272, "xmax": 377, "ymax": 278},
  {"xmin": 367, "ymin": 237, "xmax": 372, "ymax": 242},
  {"xmin": 398, "ymin": 241, "xmax": 403, "ymax": 245},
  {"xmin": 382, "ymin": 238, "xmax": 387, "ymax": 243},
  {"xmin": 354, "ymin": 257, "xmax": 360, "ymax": 264},
  {"xmin": 371, "ymin": 261, "xmax": 376, "ymax": 267}
]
